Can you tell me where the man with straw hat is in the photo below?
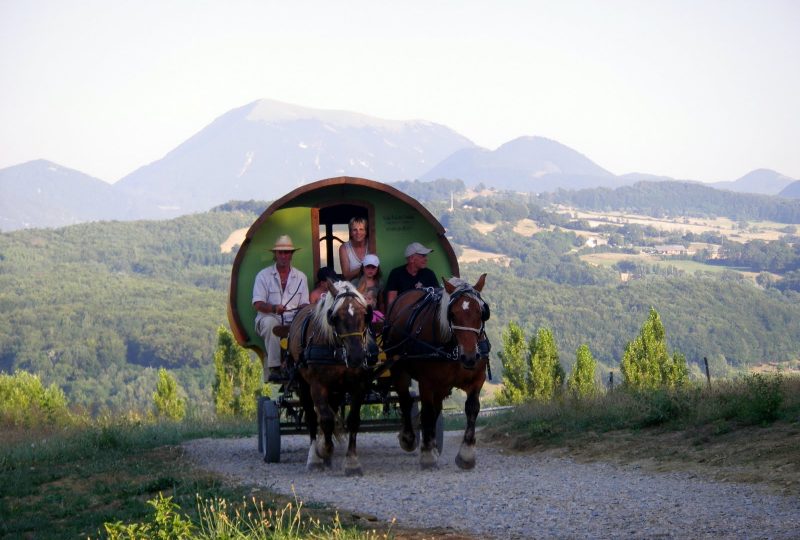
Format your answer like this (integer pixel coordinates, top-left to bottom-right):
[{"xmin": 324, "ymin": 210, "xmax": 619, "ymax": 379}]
[{"xmin": 252, "ymin": 235, "xmax": 309, "ymax": 382}]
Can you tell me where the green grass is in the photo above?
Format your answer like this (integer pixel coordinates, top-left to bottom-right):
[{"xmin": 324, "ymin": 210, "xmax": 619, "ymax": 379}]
[
  {"xmin": 0, "ymin": 415, "xmax": 389, "ymax": 539},
  {"xmin": 483, "ymin": 373, "xmax": 800, "ymax": 448}
]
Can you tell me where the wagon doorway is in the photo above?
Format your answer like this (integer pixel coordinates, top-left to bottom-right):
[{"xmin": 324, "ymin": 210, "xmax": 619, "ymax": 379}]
[{"xmin": 313, "ymin": 202, "xmax": 375, "ymax": 276}]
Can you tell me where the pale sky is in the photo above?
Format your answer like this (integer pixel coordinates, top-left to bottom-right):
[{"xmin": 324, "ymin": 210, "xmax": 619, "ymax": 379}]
[{"xmin": 1, "ymin": 0, "xmax": 798, "ymax": 183}]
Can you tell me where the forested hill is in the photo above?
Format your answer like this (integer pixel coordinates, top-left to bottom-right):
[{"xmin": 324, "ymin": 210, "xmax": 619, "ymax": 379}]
[
  {"xmin": 545, "ymin": 181, "xmax": 800, "ymax": 223},
  {"xmin": 2, "ymin": 188, "xmax": 799, "ymax": 414},
  {"xmin": 0, "ymin": 209, "xmax": 257, "ymax": 413}
]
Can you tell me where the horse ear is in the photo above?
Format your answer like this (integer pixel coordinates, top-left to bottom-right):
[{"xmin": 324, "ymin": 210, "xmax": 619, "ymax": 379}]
[
  {"xmin": 442, "ymin": 276, "xmax": 456, "ymax": 294},
  {"xmin": 474, "ymin": 273, "xmax": 487, "ymax": 292},
  {"xmin": 357, "ymin": 279, "xmax": 368, "ymax": 294},
  {"xmin": 326, "ymin": 278, "xmax": 338, "ymax": 296}
]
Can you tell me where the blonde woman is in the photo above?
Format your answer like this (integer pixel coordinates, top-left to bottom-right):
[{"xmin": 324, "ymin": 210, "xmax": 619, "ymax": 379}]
[{"xmin": 339, "ymin": 216, "xmax": 370, "ymax": 280}]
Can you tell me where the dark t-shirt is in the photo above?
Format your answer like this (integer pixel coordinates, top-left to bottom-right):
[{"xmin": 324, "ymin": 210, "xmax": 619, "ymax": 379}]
[{"xmin": 385, "ymin": 265, "xmax": 439, "ymax": 296}]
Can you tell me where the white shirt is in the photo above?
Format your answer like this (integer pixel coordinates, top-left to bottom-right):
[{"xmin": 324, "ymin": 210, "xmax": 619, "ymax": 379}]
[{"xmin": 252, "ymin": 264, "xmax": 309, "ymax": 325}]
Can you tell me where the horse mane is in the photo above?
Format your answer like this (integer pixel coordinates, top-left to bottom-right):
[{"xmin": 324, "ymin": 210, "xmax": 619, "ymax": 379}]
[{"xmin": 310, "ymin": 280, "xmax": 366, "ymax": 343}]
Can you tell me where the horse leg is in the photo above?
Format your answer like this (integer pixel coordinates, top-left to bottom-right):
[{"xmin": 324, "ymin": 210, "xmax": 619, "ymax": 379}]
[
  {"xmin": 343, "ymin": 389, "xmax": 364, "ymax": 476},
  {"xmin": 418, "ymin": 383, "xmax": 443, "ymax": 470},
  {"xmin": 300, "ymin": 380, "xmax": 325, "ymax": 471},
  {"xmin": 455, "ymin": 387, "xmax": 480, "ymax": 470},
  {"xmin": 312, "ymin": 385, "xmax": 335, "ymax": 467},
  {"xmin": 391, "ymin": 369, "xmax": 417, "ymax": 452}
]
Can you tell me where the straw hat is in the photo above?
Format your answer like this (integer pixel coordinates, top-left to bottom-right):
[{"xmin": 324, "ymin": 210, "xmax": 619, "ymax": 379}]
[{"xmin": 269, "ymin": 235, "xmax": 300, "ymax": 252}]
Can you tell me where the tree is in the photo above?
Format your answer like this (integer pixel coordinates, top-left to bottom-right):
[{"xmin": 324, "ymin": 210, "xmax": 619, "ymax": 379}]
[
  {"xmin": 497, "ymin": 322, "xmax": 528, "ymax": 405},
  {"xmin": 567, "ymin": 344, "xmax": 598, "ymax": 399},
  {"xmin": 620, "ymin": 307, "xmax": 688, "ymax": 391},
  {"xmin": 213, "ymin": 326, "xmax": 267, "ymax": 418},
  {"xmin": 153, "ymin": 368, "xmax": 186, "ymax": 421},
  {"xmin": 0, "ymin": 370, "xmax": 70, "ymax": 426},
  {"xmin": 527, "ymin": 328, "xmax": 564, "ymax": 401}
]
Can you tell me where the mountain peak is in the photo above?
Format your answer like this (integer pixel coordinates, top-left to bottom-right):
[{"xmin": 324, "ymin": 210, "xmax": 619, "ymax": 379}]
[{"xmin": 243, "ymin": 98, "xmax": 430, "ymax": 133}]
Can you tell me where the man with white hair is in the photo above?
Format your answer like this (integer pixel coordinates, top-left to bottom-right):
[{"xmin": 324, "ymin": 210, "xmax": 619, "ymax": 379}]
[
  {"xmin": 385, "ymin": 242, "xmax": 438, "ymax": 306},
  {"xmin": 252, "ymin": 235, "xmax": 309, "ymax": 382}
]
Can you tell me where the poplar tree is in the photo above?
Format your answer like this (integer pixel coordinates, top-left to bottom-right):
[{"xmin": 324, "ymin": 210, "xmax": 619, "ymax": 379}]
[
  {"xmin": 497, "ymin": 322, "xmax": 528, "ymax": 405},
  {"xmin": 153, "ymin": 368, "xmax": 186, "ymax": 421},
  {"xmin": 567, "ymin": 344, "xmax": 598, "ymax": 399},
  {"xmin": 621, "ymin": 307, "xmax": 688, "ymax": 391},
  {"xmin": 527, "ymin": 328, "xmax": 564, "ymax": 401},
  {"xmin": 213, "ymin": 326, "xmax": 267, "ymax": 418}
]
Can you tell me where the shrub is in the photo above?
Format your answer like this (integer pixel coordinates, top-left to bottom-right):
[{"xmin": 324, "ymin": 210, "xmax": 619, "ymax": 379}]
[{"xmin": 0, "ymin": 370, "xmax": 71, "ymax": 427}]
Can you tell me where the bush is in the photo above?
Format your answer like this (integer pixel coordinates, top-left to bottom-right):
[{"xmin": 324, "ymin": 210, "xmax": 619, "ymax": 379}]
[{"xmin": 0, "ymin": 370, "xmax": 72, "ymax": 427}]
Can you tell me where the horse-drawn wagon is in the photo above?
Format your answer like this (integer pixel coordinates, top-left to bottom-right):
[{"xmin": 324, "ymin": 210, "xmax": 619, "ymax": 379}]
[{"xmin": 228, "ymin": 177, "xmax": 491, "ymax": 472}]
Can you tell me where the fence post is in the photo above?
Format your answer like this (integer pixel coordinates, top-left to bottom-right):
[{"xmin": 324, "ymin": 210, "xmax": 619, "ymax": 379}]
[{"xmin": 703, "ymin": 357, "xmax": 711, "ymax": 387}]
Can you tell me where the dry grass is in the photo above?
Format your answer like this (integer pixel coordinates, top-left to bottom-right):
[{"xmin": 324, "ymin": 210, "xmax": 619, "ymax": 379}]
[
  {"xmin": 536, "ymin": 422, "xmax": 800, "ymax": 496},
  {"xmin": 220, "ymin": 227, "xmax": 248, "ymax": 253},
  {"xmin": 485, "ymin": 375, "xmax": 800, "ymax": 496}
]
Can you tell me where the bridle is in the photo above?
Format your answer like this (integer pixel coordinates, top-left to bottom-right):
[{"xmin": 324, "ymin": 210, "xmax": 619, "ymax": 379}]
[
  {"xmin": 327, "ymin": 290, "xmax": 370, "ymax": 367},
  {"xmin": 446, "ymin": 287, "xmax": 488, "ymax": 336}
]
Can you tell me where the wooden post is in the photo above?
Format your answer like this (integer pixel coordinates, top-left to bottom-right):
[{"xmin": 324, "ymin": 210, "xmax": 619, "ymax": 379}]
[{"xmin": 703, "ymin": 357, "xmax": 711, "ymax": 387}]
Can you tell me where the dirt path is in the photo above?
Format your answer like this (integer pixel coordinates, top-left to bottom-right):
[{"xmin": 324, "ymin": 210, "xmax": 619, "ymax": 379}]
[{"xmin": 183, "ymin": 432, "xmax": 800, "ymax": 539}]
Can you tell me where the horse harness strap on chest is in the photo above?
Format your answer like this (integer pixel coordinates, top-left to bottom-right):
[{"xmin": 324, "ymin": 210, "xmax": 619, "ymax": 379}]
[{"xmin": 390, "ymin": 287, "xmax": 460, "ymax": 361}]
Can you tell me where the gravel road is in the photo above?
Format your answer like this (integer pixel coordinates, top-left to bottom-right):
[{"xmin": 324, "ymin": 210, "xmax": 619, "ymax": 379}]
[{"xmin": 183, "ymin": 431, "xmax": 800, "ymax": 539}]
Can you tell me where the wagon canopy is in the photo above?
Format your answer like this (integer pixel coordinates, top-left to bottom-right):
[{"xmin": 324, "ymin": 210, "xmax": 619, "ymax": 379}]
[{"xmin": 228, "ymin": 176, "xmax": 459, "ymax": 356}]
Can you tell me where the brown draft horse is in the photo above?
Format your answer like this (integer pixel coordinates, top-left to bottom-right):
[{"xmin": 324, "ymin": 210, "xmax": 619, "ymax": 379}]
[
  {"xmin": 287, "ymin": 280, "xmax": 373, "ymax": 476},
  {"xmin": 382, "ymin": 274, "xmax": 490, "ymax": 470}
]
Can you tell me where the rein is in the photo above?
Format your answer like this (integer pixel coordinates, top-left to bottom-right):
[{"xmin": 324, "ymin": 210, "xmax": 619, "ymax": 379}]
[{"xmin": 382, "ymin": 287, "xmax": 485, "ymax": 362}]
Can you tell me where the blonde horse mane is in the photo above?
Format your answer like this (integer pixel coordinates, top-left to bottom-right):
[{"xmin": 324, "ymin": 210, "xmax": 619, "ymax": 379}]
[{"xmin": 310, "ymin": 280, "xmax": 367, "ymax": 343}]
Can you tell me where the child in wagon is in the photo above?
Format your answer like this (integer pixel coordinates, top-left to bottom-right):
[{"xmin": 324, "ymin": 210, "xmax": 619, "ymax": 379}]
[{"xmin": 352, "ymin": 253, "xmax": 384, "ymax": 323}]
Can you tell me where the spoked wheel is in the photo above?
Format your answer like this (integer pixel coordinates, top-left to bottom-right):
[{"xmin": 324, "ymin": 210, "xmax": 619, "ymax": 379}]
[{"xmin": 261, "ymin": 398, "xmax": 281, "ymax": 463}]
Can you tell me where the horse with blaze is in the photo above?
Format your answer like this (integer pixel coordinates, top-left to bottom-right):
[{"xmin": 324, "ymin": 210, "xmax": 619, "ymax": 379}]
[
  {"xmin": 382, "ymin": 274, "xmax": 490, "ymax": 470},
  {"xmin": 287, "ymin": 280, "xmax": 373, "ymax": 476}
]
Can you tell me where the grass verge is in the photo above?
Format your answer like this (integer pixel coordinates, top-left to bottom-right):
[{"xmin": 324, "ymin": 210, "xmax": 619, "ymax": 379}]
[
  {"xmin": 0, "ymin": 415, "xmax": 390, "ymax": 539},
  {"xmin": 481, "ymin": 373, "xmax": 800, "ymax": 495}
]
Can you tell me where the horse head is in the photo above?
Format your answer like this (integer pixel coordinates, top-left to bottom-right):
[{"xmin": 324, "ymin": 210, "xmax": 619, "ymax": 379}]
[
  {"xmin": 440, "ymin": 273, "xmax": 489, "ymax": 369},
  {"xmin": 313, "ymin": 279, "xmax": 372, "ymax": 368}
]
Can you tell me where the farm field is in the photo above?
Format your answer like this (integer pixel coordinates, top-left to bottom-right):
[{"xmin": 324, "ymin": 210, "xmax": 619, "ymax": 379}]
[{"xmin": 565, "ymin": 208, "xmax": 793, "ymax": 243}]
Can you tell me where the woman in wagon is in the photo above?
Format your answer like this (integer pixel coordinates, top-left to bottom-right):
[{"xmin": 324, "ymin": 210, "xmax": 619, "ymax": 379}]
[
  {"xmin": 252, "ymin": 235, "xmax": 310, "ymax": 382},
  {"xmin": 338, "ymin": 216, "xmax": 371, "ymax": 280},
  {"xmin": 385, "ymin": 242, "xmax": 438, "ymax": 307},
  {"xmin": 351, "ymin": 253, "xmax": 385, "ymax": 321}
]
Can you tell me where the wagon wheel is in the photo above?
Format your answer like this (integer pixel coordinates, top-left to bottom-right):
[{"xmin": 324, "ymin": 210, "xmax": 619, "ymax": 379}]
[{"xmin": 261, "ymin": 398, "xmax": 281, "ymax": 463}]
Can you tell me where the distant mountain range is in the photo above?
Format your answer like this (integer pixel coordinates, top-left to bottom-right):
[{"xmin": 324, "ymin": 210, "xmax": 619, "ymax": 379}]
[{"xmin": 1, "ymin": 98, "xmax": 797, "ymax": 231}]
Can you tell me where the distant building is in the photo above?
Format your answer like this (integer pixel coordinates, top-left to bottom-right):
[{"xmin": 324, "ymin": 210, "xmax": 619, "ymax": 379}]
[{"xmin": 651, "ymin": 244, "xmax": 689, "ymax": 255}]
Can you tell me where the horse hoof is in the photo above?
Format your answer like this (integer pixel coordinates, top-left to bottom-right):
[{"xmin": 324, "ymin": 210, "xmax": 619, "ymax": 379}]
[
  {"xmin": 398, "ymin": 431, "xmax": 417, "ymax": 452},
  {"xmin": 323, "ymin": 456, "xmax": 333, "ymax": 468},
  {"xmin": 455, "ymin": 453, "xmax": 476, "ymax": 470},
  {"xmin": 345, "ymin": 466, "xmax": 364, "ymax": 477},
  {"xmin": 307, "ymin": 462, "xmax": 326, "ymax": 472},
  {"xmin": 419, "ymin": 448, "xmax": 439, "ymax": 470},
  {"xmin": 455, "ymin": 444, "xmax": 476, "ymax": 470}
]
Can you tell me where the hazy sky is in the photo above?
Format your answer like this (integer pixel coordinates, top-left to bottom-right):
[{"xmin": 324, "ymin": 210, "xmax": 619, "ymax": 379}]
[{"xmin": 1, "ymin": 0, "xmax": 798, "ymax": 183}]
